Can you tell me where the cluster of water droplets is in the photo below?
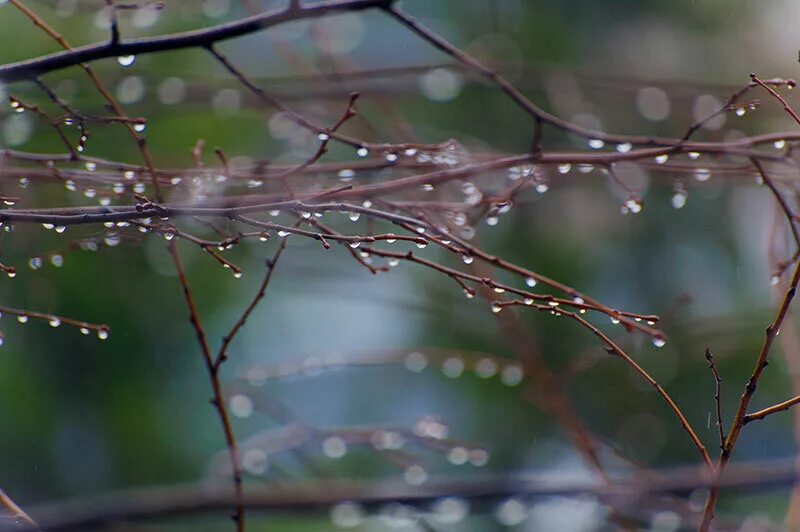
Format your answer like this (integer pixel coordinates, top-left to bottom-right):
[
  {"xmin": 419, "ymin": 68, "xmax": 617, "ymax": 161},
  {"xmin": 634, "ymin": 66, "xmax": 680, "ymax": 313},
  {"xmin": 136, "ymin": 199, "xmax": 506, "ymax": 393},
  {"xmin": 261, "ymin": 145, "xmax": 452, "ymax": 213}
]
[
  {"xmin": 404, "ymin": 351, "xmax": 524, "ymax": 386},
  {"xmin": 328, "ymin": 495, "xmax": 531, "ymax": 528}
]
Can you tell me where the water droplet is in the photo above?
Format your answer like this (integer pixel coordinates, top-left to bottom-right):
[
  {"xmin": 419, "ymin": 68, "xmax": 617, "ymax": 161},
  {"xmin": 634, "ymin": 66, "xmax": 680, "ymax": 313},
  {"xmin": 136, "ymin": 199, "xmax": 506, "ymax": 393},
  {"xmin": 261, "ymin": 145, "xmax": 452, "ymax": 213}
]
[
  {"xmin": 432, "ymin": 497, "xmax": 469, "ymax": 524},
  {"xmin": 695, "ymin": 168, "xmax": 711, "ymax": 182},
  {"xmin": 416, "ymin": 241, "xmax": 428, "ymax": 249},
  {"xmin": 588, "ymin": 138, "xmax": 604, "ymax": 149},
  {"xmin": 672, "ymin": 191, "xmax": 687, "ymax": 209},
  {"xmin": 233, "ymin": 271, "xmax": 242, "ymax": 279},
  {"xmin": 491, "ymin": 302, "xmax": 503, "ymax": 314},
  {"xmin": 404, "ymin": 351, "xmax": 427, "ymax": 372},
  {"xmin": 117, "ymin": 55, "xmax": 136, "ymax": 67},
  {"xmin": 330, "ymin": 502, "xmax": 363, "ymax": 529},
  {"xmin": 557, "ymin": 163, "xmax": 571, "ymax": 174},
  {"xmin": 28, "ymin": 257, "xmax": 42, "ymax": 270},
  {"xmin": 495, "ymin": 498, "xmax": 528, "ymax": 526},
  {"xmin": 316, "ymin": 434, "xmax": 348, "ymax": 461},
  {"xmin": 486, "ymin": 216, "xmax": 499, "ymax": 226},
  {"xmin": 653, "ymin": 335, "xmax": 666, "ymax": 348},
  {"xmin": 348, "ymin": 212, "xmax": 360, "ymax": 222},
  {"xmin": 774, "ymin": 139, "xmax": 787, "ymax": 150},
  {"xmin": 49, "ymin": 317, "xmax": 61, "ymax": 327},
  {"xmin": 735, "ymin": 107, "xmax": 746, "ymax": 117},
  {"xmin": 242, "ymin": 448, "xmax": 267, "ymax": 475},
  {"xmin": 474, "ymin": 358, "xmax": 497, "ymax": 378},
  {"xmin": 356, "ymin": 147, "xmax": 368, "ymax": 157},
  {"xmin": 163, "ymin": 230, "xmax": 175, "ymax": 241},
  {"xmin": 403, "ymin": 464, "xmax": 428, "ymax": 485},
  {"xmin": 469, "ymin": 448, "xmax": 489, "ymax": 466},
  {"xmin": 462, "ymin": 254, "xmax": 474, "ymax": 264},
  {"xmin": 317, "ymin": 132, "xmax": 330, "ymax": 141},
  {"xmin": 624, "ymin": 198, "xmax": 643, "ymax": 214},
  {"xmin": 85, "ymin": 162, "xmax": 96, "ymax": 172},
  {"xmin": 616, "ymin": 142, "xmax": 632, "ymax": 153},
  {"xmin": 55, "ymin": 226, "xmax": 66, "ymax": 233},
  {"xmin": 17, "ymin": 315, "xmax": 28, "ymax": 323},
  {"xmin": 442, "ymin": 357, "xmax": 465, "ymax": 378},
  {"xmin": 80, "ymin": 326, "xmax": 90, "ymax": 335},
  {"xmin": 133, "ymin": 122, "xmax": 146, "ymax": 132},
  {"xmin": 535, "ymin": 183, "xmax": 549, "ymax": 193},
  {"xmin": 525, "ymin": 276, "xmax": 537, "ymax": 288},
  {"xmin": 500, "ymin": 364, "xmax": 524, "ymax": 386},
  {"xmin": 385, "ymin": 152, "xmax": 398, "ymax": 162},
  {"xmin": 229, "ymin": 394, "xmax": 253, "ymax": 418},
  {"xmin": 655, "ymin": 154, "xmax": 669, "ymax": 164},
  {"xmin": 97, "ymin": 328, "xmax": 109, "ymax": 340},
  {"xmin": 51, "ymin": 255, "xmax": 63, "ymax": 267}
]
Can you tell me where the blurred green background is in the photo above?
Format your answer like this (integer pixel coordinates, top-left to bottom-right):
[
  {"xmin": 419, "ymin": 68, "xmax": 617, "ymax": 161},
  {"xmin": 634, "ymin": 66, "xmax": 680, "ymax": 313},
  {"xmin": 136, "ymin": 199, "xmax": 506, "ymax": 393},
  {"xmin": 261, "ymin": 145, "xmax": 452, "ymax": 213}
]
[{"xmin": 1, "ymin": 0, "xmax": 800, "ymax": 530}]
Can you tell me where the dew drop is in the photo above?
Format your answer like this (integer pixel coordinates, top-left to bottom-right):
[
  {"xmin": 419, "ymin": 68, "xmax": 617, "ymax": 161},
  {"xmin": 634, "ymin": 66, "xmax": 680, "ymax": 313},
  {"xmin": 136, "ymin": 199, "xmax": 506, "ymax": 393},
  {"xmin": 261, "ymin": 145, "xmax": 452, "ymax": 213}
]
[
  {"xmin": 588, "ymin": 138, "xmax": 604, "ymax": 149},
  {"xmin": 97, "ymin": 328, "xmax": 109, "ymax": 340},
  {"xmin": 404, "ymin": 351, "xmax": 427, "ymax": 372},
  {"xmin": 442, "ymin": 357, "xmax": 465, "ymax": 378},
  {"xmin": 403, "ymin": 464, "xmax": 428, "ymax": 485},
  {"xmin": 525, "ymin": 276, "xmax": 537, "ymax": 288},
  {"xmin": 462, "ymin": 254, "xmax": 474, "ymax": 264},
  {"xmin": 695, "ymin": 168, "xmax": 711, "ymax": 182},
  {"xmin": 49, "ymin": 317, "xmax": 61, "ymax": 327},
  {"xmin": 55, "ymin": 226, "xmax": 67, "ymax": 233},
  {"xmin": 655, "ymin": 154, "xmax": 669, "ymax": 164},
  {"xmin": 229, "ymin": 394, "xmax": 253, "ymax": 418},
  {"xmin": 491, "ymin": 302, "xmax": 503, "ymax": 313},
  {"xmin": 133, "ymin": 122, "xmax": 146, "ymax": 132},
  {"xmin": 672, "ymin": 191, "xmax": 687, "ymax": 209},
  {"xmin": 652, "ymin": 335, "xmax": 666, "ymax": 348},
  {"xmin": 330, "ymin": 502, "xmax": 363, "ymax": 529},
  {"xmin": 474, "ymin": 358, "xmax": 497, "ymax": 379},
  {"xmin": 774, "ymin": 139, "xmax": 787, "ymax": 150},
  {"xmin": 17, "ymin": 315, "xmax": 28, "ymax": 323},
  {"xmin": 557, "ymin": 163, "xmax": 571, "ymax": 174},
  {"xmin": 356, "ymin": 147, "xmax": 368, "ymax": 157},
  {"xmin": 117, "ymin": 55, "xmax": 136, "ymax": 67},
  {"xmin": 495, "ymin": 498, "xmax": 528, "ymax": 526},
  {"xmin": 322, "ymin": 435, "xmax": 347, "ymax": 459},
  {"xmin": 616, "ymin": 142, "xmax": 633, "ymax": 153}
]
